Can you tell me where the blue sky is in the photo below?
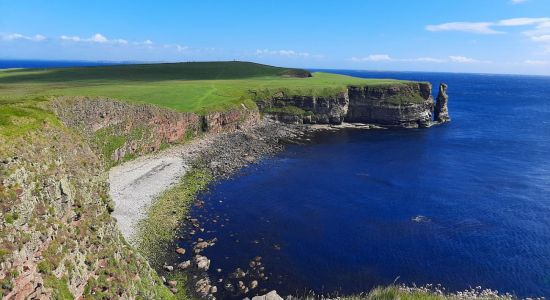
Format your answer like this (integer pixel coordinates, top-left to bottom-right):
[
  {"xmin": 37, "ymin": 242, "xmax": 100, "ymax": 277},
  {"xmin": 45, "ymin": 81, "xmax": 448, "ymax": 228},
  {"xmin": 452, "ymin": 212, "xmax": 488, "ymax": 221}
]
[{"xmin": 1, "ymin": 0, "xmax": 550, "ymax": 74}]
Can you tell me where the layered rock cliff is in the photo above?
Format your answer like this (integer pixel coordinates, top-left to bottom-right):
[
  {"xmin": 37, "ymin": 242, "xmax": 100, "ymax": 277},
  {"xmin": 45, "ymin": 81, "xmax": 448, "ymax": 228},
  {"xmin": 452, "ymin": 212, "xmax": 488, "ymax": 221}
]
[
  {"xmin": 52, "ymin": 97, "xmax": 259, "ymax": 167},
  {"xmin": 257, "ymin": 82, "xmax": 450, "ymax": 128}
]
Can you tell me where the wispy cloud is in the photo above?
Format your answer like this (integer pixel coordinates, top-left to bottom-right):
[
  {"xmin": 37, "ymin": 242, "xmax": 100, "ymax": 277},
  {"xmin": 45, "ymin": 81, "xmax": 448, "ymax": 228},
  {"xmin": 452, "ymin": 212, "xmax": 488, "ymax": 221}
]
[
  {"xmin": 426, "ymin": 17, "xmax": 550, "ymax": 34},
  {"xmin": 524, "ymin": 59, "xmax": 550, "ymax": 65},
  {"xmin": 497, "ymin": 17, "xmax": 550, "ymax": 26},
  {"xmin": 1, "ymin": 33, "xmax": 46, "ymax": 42},
  {"xmin": 511, "ymin": 0, "xmax": 528, "ymax": 4},
  {"xmin": 255, "ymin": 49, "xmax": 315, "ymax": 58},
  {"xmin": 351, "ymin": 54, "xmax": 393, "ymax": 62},
  {"xmin": 448, "ymin": 55, "xmax": 492, "ymax": 63},
  {"xmin": 427, "ymin": 17, "xmax": 550, "ymax": 54},
  {"xmin": 426, "ymin": 22, "xmax": 502, "ymax": 34},
  {"xmin": 351, "ymin": 54, "xmax": 489, "ymax": 64},
  {"xmin": 60, "ymin": 33, "xmax": 128, "ymax": 45}
]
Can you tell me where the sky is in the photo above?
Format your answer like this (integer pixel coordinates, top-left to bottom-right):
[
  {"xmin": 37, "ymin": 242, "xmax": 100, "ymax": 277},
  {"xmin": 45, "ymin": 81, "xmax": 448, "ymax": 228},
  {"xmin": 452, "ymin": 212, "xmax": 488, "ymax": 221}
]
[{"xmin": 1, "ymin": 0, "xmax": 550, "ymax": 75}]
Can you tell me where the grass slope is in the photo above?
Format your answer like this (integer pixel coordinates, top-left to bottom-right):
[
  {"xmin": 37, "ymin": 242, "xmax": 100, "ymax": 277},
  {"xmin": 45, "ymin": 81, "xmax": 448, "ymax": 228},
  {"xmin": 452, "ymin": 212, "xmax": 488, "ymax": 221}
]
[{"xmin": 0, "ymin": 61, "xmax": 409, "ymax": 115}]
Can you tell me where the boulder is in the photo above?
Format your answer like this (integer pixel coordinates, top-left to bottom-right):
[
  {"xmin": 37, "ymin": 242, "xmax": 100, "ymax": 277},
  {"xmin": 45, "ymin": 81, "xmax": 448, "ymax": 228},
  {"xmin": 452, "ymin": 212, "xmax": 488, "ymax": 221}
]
[
  {"xmin": 252, "ymin": 290, "xmax": 283, "ymax": 300},
  {"xmin": 177, "ymin": 260, "xmax": 191, "ymax": 270},
  {"xmin": 194, "ymin": 255, "xmax": 210, "ymax": 271}
]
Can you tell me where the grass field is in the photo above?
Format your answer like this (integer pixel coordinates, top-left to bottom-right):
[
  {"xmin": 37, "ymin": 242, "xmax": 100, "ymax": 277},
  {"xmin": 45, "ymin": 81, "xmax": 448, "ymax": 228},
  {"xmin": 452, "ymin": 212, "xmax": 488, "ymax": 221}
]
[{"xmin": 0, "ymin": 61, "xmax": 408, "ymax": 112}]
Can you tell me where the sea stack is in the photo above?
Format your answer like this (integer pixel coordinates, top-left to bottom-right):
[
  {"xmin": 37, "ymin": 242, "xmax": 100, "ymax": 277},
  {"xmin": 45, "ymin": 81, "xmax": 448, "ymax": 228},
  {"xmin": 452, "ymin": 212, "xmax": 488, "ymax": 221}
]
[{"xmin": 435, "ymin": 83, "xmax": 450, "ymax": 123}]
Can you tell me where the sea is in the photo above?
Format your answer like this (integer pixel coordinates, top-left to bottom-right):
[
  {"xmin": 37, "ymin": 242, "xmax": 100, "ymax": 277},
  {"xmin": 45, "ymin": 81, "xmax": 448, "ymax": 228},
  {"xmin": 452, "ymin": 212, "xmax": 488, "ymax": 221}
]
[{"xmin": 179, "ymin": 70, "xmax": 550, "ymax": 298}]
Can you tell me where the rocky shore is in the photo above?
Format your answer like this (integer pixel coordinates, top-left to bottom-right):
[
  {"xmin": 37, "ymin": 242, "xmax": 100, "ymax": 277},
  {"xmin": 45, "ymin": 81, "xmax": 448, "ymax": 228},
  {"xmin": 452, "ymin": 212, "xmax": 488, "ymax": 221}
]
[{"xmin": 109, "ymin": 119, "xmax": 308, "ymax": 299}]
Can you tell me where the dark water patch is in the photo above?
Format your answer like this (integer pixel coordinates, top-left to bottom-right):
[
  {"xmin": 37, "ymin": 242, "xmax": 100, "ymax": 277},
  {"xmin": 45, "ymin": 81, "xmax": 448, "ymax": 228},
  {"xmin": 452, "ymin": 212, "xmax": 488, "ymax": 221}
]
[{"xmin": 174, "ymin": 71, "xmax": 550, "ymax": 298}]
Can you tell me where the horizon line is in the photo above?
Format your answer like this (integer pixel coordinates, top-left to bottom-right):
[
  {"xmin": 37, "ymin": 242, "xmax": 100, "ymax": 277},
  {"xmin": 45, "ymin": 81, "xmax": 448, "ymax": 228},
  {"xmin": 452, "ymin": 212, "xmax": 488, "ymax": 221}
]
[{"xmin": 1, "ymin": 57, "xmax": 549, "ymax": 78}]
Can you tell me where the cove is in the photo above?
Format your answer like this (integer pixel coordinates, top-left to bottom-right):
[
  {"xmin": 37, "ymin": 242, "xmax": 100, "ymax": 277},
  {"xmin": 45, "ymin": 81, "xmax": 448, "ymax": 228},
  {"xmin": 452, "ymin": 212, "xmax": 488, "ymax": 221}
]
[{"xmin": 175, "ymin": 71, "xmax": 550, "ymax": 298}]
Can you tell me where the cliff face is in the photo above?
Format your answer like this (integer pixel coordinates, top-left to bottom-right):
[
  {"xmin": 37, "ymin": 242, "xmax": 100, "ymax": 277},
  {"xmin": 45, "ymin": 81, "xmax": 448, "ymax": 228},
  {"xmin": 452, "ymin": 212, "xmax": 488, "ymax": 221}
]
[
  {"xmin": 52, "ymin": 97, "xmax": 259, "ymax": 167},
  {"xmin": 0, "ymin": 98, "xmax": 260, "ymax": 299},
  {"xmin": 346, "ymin": 83, "xmax": 434, "ymax": 128},
  {"xmin": 256, "ymin": 92, "xmax": 349, "ymax": 125},
  {"xmin": 257, "ymin": 82, "xmax": 449, "ymax": 128}
]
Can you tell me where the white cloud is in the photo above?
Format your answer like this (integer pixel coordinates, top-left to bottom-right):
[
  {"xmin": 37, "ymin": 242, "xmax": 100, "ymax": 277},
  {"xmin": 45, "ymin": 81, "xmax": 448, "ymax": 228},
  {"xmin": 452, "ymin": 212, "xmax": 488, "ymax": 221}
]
[
  {"xmin": 1, "ymin": 33, "xmax": 46, "ymax": 42},
  {"xmin": 60, "ymin": 35, "xmax": 81, "ymax": 42},
  {"xmin": 60, "ymin": 33, "xmax": 128, "ymax": 45},
  {"xmin": 351, "ymin": 55, "xmax": 459, "ymax": 64},
  {"xmin": 524, "ymin": 59, "xmax": 550, "ymax": 65},
  {"xmin": 449, "ymin": 55, "xmax": 491, "ymax": 63},
  {"xmin": 498, "ymin": 17, "xmax": 550, "ymax": 26},
  {"xmin": 426, "ymin": 22, "xmax": 502, "ymax": 34},
  {"xmin": 449, "ymin": 55, "xmax": 476, "ymax": 63},
  {"xmin": 511, "ymin": 0, "xmax": 528, "ymax": 4},
  {"xmin": 427, "ymin": 17, "xmax": 550, "ymax": 35},
  {"xmin": 409, "ymin": 57, "xmax": 447, "ymax": 63},
  {"xmin": 90, "ymin": 33, "xmax": 108, "ymax": 43},
  {"xmin": 531, "ymin": 35, "xmax": 550, "ymax": 42},
  {"xmin": 255, "ymin": 49, "xmax": 313, "ymax": 58},
  {"xmin": 176, "ymin": 45, "xmax": 188, "ymax": 51},
  {"xmin": 351, "ymin": 54, "xmax": 393, "ymax": 62}
]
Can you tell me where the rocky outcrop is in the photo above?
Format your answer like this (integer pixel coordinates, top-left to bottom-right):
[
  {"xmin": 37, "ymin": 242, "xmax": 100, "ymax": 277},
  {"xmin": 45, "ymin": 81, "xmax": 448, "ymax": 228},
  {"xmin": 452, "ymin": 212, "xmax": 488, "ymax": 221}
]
[
  {"xmin": 203, "ymin": 105, "xmax": 260, "ymax": 133},
  {"xmin": 251, "ymin": 290, "xmax": 284, "ymax": 300},
  {"xmin": 257, "ymin": 82, "xmax": 449, "ymax": 128},
  {"xmin": 52, "ymin": 97, "xmax": 259, "ymax": 166},
  {"xmin": 256, "ymin": 92, "xmax": 349, "ymax": 125},
  {"xmin": 346, "ymin": 83, "xmax": 434, "ymax": 128},
  {"xmin": 435, "ymin": 83, "xmax": 451, "ymax": 123}
]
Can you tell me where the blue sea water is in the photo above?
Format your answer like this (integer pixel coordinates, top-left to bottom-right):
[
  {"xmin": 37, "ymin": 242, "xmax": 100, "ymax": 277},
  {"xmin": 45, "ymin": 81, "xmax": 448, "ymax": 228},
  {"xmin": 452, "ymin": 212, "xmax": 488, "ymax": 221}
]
[{"xmin": 179, "ymin": 70, "xmax": 550, "ymax": 298}]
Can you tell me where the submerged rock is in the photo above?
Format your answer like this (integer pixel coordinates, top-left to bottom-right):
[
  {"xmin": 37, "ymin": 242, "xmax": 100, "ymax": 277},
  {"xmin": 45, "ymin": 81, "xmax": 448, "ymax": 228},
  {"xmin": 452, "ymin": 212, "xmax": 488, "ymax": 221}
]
[
  {"xmin": 231, "ymin": 267, "xmax": 246, "ymax": 279},
  {"xmin": 177, "ymin": 260, "xmax": 191, "ymax": 270},
  {"xmin": 250, "ymin": 280, "xmax": 258, "ymax": 289},
  {"xmin": 194, "ymin": 255, "xmax": 211, "ymax": 271},
  {"xmin": 195, "ymin": 278, "xmax": 212, "ymax": 295}
]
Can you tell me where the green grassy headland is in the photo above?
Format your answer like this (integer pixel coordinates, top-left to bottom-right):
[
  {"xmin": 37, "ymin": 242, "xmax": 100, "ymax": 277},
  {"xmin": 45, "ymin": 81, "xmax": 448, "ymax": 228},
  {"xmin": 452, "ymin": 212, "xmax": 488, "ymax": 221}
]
[{"xmin": 0, "ymin": 61, "xmax": 414, "ymax": 139}]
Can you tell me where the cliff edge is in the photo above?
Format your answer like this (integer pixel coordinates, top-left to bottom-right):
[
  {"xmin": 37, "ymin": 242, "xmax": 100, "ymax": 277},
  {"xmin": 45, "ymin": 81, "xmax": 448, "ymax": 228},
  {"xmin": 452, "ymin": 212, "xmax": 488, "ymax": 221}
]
[{"xmin": 257, "ymin": 82, "xmax": 450, "ymax": 128}]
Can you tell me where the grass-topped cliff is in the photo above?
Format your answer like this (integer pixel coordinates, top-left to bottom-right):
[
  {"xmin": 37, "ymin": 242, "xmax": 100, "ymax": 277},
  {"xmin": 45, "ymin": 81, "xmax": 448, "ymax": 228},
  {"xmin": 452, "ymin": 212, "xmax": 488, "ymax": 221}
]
[{"xmin": 0, "ymin": 61, "xmax": 414, "ymax": 116}]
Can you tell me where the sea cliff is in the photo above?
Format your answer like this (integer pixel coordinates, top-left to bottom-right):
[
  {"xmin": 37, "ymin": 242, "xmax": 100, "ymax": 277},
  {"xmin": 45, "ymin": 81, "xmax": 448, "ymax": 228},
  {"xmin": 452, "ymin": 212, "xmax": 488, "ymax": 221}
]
[{"xmin": 257, "ymin": 82, "xmax": 450, "ymax": 128}]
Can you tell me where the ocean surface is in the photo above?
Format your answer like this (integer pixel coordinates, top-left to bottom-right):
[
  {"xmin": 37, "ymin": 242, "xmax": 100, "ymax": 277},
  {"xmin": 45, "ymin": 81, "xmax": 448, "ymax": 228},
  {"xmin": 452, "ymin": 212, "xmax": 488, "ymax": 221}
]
[{"xmin": 177, "ymin": 70, "xmax": 550, "ymax": 298}]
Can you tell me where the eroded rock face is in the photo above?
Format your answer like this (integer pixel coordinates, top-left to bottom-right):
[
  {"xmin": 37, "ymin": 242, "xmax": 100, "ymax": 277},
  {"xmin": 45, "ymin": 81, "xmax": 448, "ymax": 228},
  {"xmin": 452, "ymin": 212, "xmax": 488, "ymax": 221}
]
[
  {"xmin": 256, "ymin": 91, "xmax": 349, "ymax": 125},
  {"xmin": 52, "ymin": 97, "xmax": 260, "ymax": 165},
  {"xmin": 345, "ymin": 82, "xmax": 434, "ymax": 128},
  {"xmin": 434, "ymin": 83, "xmax": 451, "ymax": 123},
  {"xmin": 257, "ymin": 82, "xmax": 439, "ymax": 128}
]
